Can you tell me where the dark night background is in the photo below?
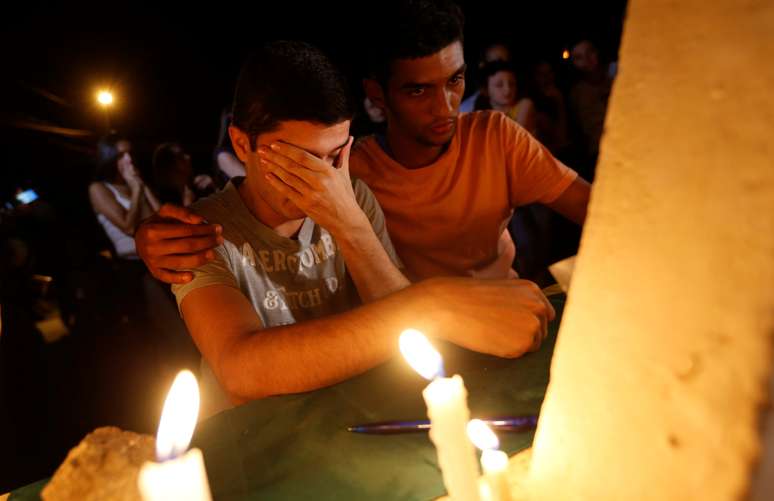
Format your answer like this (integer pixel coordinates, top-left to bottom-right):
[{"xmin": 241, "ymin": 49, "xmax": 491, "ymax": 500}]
[
  {"xmin": 0, "ymin": 0, "xmax": 626, "ymax": 493},
  {"xmin": 0, "ymin": 1, "xmax": 626, "ymax": 202}
]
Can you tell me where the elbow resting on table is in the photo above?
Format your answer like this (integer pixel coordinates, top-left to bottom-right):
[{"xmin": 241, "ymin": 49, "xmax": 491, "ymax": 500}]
[{"xmin": 214, "ymin": 339, "xmax": 272, "ymax": 404}]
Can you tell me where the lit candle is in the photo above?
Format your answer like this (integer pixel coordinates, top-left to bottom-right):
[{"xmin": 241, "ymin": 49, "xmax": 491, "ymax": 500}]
[
  {"xmin": 467, "ymin": 419, "xmax": 512, "ymax": 501},
  {"xmin": 399, "ymin": 329, "xmax": 481, "ymax": 501},
  {"xmin": 137, "ymin": 370, "xmax": 212, "ymax": 501}
]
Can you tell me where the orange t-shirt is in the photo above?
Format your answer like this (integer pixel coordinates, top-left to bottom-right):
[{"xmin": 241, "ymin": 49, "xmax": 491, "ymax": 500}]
[{"xmin": 350, "ymin": 110, "xmax": 578, "ymax": 280}]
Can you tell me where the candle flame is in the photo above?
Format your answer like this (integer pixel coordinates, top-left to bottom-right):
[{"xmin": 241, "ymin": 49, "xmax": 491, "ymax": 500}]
[
  {"xmin": 399, "ymin": 329, "xmax": 443, "ymax": 380},
  {"xmin": 467, "ymin": 419, "xmax": 500, "ymax": 451},
  {"xmin": 156, "ymin": 370, "xmax": 200, "ymax": 461},
  {"xmin": 562, "ymin": 49, "xmax": 570, "ymax": 60}
]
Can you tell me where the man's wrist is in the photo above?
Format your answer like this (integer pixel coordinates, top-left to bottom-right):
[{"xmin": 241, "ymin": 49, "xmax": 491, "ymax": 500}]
[
  {"xmin": 327, "ymin": 212, "xmax": 372, "ymax": 245},
  {"xmin": 404, "ymin": 277, "xmax": 453, "ymax": 342}
]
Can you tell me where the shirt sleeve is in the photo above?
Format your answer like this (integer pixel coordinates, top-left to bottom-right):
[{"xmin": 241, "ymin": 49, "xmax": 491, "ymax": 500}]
[
  {"xmin": 500, "ymin": 112, "xmax": 579, "ymax": 206},
  {"xmin": 171, "ymin": 248, "xmax": 240, "ymax": 308},
  {"xmin": 351, "ymin": 178, "xmax": 404, "ymax": 269}
]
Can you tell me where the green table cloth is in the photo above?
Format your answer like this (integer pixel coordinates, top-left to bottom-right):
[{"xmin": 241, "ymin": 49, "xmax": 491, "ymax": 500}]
[{"xmin": 11, "ymin": 295, "xmax": 564, "ymax": 501}]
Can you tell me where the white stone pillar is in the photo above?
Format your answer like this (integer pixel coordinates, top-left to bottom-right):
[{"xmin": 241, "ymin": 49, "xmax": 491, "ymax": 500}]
[{"xmin": 528, "ymin": 0, "xmax": 774, "ymax": 499}]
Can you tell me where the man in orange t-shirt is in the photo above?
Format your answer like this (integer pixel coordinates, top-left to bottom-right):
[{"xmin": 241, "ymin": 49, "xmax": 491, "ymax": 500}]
[
  {"xmin": 350, "ymin": 111, "xmax": 579, "ymax": 280},
  {"xmin": 354, "ymin": 0, "xmax": 590, "ymax": 280}
]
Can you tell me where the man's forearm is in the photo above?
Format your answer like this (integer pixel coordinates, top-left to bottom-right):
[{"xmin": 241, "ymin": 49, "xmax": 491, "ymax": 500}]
[
  {"xmin": 143, "ymin": 186, "xmax": 161, "ymax": 212},
  {"xmin": 218, "ymin": 281, "xmax": 432, "ymax": 403},
  {"xmin": 186, "ymin": 277, "xmax": 555, "ymax": 405},
  {"xmin": 331, "ymin": 218, "xmax": 410, "ymax": 302},
  {"xmin": 124, "ymin": 187, "xmax": 145, "ymax": 234}
]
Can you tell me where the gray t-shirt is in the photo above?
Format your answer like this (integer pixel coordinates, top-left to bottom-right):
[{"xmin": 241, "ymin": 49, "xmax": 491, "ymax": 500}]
[{"xmin": 172, "ymin": 177, "xmax": 401, "ymax": 415}]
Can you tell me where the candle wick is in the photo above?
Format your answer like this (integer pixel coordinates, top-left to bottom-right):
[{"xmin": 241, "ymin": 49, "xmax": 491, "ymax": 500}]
[{"xmin": 157, "ymin": 447, "xmax": 182, "ymax": 463}]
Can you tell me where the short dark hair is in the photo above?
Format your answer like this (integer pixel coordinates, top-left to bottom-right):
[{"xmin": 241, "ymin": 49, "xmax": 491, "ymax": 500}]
[
  {"xmin": 94, "ymin": 131, "xmax": 129, "ymax": 181},
  {"xmin": 367, "ymin": 0, "xmax": 465, "ymax": 85},
  {"xmin": 474, "ymin": 61, "xmax": 519, "ymax": 111},
  {"xmin": 479, "ymin": 60, "xmax": 517, "ymax": 86},
  {"xmin": 231, "ymin": 41, "xmax": 354, "ymax": 150}
]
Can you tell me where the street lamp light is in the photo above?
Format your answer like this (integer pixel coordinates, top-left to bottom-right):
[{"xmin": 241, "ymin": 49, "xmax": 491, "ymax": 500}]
[
  {"xmin": 97, "ymin": 90, "xmax": 114, "ymax": 106},
  {"xmin": 96, "ymin": 89, "xmax": 114, "ymax": 131}
]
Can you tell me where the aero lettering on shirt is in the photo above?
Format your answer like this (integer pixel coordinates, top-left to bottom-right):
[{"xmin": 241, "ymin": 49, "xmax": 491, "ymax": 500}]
[{"xmin": 240, "ymin": 233, "xmax": 337, "ymax": 274}]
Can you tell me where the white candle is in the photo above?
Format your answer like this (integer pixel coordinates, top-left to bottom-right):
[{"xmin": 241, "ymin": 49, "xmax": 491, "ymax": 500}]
[
  {"xmin": 137, "ymin": 448, "xmax": 211, "ymax": 501},
  {"xmin": 480, "ymin": 450, "xmax": 511, "ymax": 501},
  {"xmin": 400, "ymin": 329, "xmax": 481, "ymax": 501},
  {"xmin": 467, "ymin": 419, "xmax": 512, "ymax": 501},
  {"xmin": 138, "ymin": 370, "xmax": 212, "ymax": 501}
]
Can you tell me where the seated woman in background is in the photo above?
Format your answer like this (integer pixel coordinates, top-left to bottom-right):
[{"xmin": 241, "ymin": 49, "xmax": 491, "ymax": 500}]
[
  {"xmin": 152, "ymin": 142, "xmax": 215, "ymax": 207},
  {"xmin": 89, "ymin": 135, "xmax": 199, "ymax": 373},
  {"xmin": 475, "ymin": 60, "xmax": 537, "ymax": 135},
  {"xmin": 89, "ymin": 133, "xmax": 160, "ymax": 259}
]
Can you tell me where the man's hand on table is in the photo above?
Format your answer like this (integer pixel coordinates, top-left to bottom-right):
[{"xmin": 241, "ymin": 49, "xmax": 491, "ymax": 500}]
[
  {"xmin": 135, "ymin": 204, "xmax": 223, "ymax": 284},
  {"xmin": 422, "ymin": 277, "xmax": 555, "ymax": 357}
]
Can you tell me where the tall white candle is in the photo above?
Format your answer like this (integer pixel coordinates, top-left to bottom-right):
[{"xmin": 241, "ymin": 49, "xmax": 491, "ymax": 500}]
[
  {"xmin": 138, "ymin": 370, "xmax": 212, "ymax": 501},
  {"xmin": 400, "ymin": 329, "xmax": 481, "ymax": 501},
  {"xmin": 467, "ymin": 419, "xmax": 512, "ymax": 501}
]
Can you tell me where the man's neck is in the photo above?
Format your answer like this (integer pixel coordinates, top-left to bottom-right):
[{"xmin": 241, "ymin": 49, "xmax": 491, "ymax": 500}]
[
  {"xmin": 384, "ymin": 123, "xmax": 446, "ymax": 169},
  {"xmin": 238, "ymin": 176, "xmax": 304, "ymax": 238}
]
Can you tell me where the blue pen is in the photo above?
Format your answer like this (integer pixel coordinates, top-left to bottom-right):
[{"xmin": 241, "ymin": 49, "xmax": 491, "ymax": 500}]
[{"xmin": 347, "ymin": 416, "xmax": 537, "ymax": 434}]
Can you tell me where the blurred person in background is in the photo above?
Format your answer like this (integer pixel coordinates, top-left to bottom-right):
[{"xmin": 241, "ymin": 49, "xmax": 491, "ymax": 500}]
[
  {"xmin": 530, "ymin": 60, "xmax": 570, "ymax": 158},
  {"xmin": 88, "ymin": 133, "xmax": 196, "ymax": 371},
  {"xmin": 89, "ymin": 133, "xmax": 160, "ymax": 259},
  {"xmin": 569, "ymin": 39, "xmax": 613, "ymax": 179},
  {"xmin": 459, "ymin": 41, "xmax": 511, "ymax": 113},
  {"xmin": 474, "ymin": 60, "xmax": 537, "ymax": 135},
  {"xmin": 152, "ymin": 142, "xmax": 215, "ymax": 207}
]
